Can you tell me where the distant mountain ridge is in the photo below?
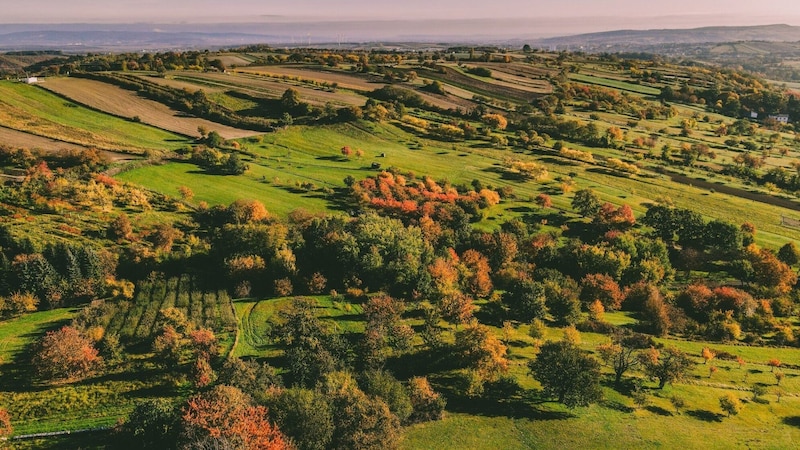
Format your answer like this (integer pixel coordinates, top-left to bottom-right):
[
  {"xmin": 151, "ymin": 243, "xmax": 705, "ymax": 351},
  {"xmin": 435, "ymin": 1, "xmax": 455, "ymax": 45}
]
[
  {"xmin": 1, "ymin": 23, "xmax": 800, "ymax": 52},
  {"xmin": 535, "ymin": 24, "xmax": 800, "ymax": 49}
]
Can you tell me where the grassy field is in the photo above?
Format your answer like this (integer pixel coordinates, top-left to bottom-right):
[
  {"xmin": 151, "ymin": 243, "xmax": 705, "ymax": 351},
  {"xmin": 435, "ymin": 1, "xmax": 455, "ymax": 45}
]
[
  {"xmin": 116, "ymin": 120, "xmax": 800, "ymax": 248},
  {"xmin": 568, "ymin": 73, "xmax": 662, "ymax": 96},
  {"xmin": 0, "ymin": 81, "xmax": 189, "ymax": 153}
]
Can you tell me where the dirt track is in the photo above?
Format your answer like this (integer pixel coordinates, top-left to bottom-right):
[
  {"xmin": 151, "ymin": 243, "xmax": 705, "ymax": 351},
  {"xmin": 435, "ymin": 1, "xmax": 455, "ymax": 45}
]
[{"xmin": 41, "ymin": 78, "xmax": 261, "ymax": 140}]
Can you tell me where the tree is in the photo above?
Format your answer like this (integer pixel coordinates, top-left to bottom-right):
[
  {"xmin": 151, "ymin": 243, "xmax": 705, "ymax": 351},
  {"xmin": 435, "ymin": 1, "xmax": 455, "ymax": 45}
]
[
  {"xmin": 455, "ymin": 324, "xmax": 509, "ymax": 386},
  {"xmin": 407, "ymin": 376, "xmax": 446, "ymax": 423},
  {"xmin": 108, "ymin": 213, "xmax": 133, "ymax": 241},
  {"xmin": 266, "ymin": 388, "xmax": 334, "ymax": 450},
  {"xmin": 529, "ymin": 340, "xmax": 603, "ymax": 407},
  {"xmin": 281, "ymin": 88, "xmax": 301, "ymax": 110},
  {"xmin": 596, "ymin": 331, "xmax": 655, "ymax": 385},
  {"xmin": 33, "ymin": 325, "xmax": 101, "ymax": 381},
  {"xmin": 719, "ymin": 393, "xmax": 742, "ymax": 417},
  {"xmin": 320, "ymin": 371, "xmax": 401, "ymax": 450},
  {"xmin": 124, "ymin": 398, "xmax": 180, "ymax": 449},
  {"xmin": 482, "ymin": 113, "xmax": 508, "ymax": 130},
  {"xmin": 271, "ymin": 297, "xmax": 346, "ymax": 386},
  {"xmin": 639, "ymin": 346, "xmax": 694, "ymax": 389},
  {"xmin": 502, "ymin": 278, "xmax": 547, "ymax": 322},
  {"xmin": 572, "ymin": 189, "xmax": 601, "ymax": 217},
  {"xmin": 580, "ymin": 273, "xmax": 623, "ymax": 311},
  {"xmin": 205, "ymin": 131, "xmax": 224, "ymax": 148},
  {"xmin": 0, "ymin": 408, "xmax": 11, "ymax": 439},
  {"xmin": 0, "ymin": 291, "xmax": 38, "ymax": 317},
  {"xmin": 777, "ymin": 242, "xmax": 800, "ymax": 266},
  {"xmin": 535, "ymin": 193, "xmax": 552, "ymax": 208},
  {"xmin": 181, "ymin": 385, "xmax": 291, "ymax": 450}
]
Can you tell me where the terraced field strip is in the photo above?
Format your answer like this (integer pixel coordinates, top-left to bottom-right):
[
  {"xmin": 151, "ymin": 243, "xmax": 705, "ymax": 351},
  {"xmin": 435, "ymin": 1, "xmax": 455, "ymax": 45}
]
[
  {"xmin": 41, "ymin": 77, "xmax": 260, "ymax": 140},
  {"xmin": 0, "ymin": 81, "xmax": 188, "ymax": 153},
  {"xmin": 240, "ymin": 65, "xmax": 387, "ymax": 91},
  {"xmin": 568, "ymin": 72, "xmax": 661, "ymax": 96},
  {"xmin": 175, "ymin": 71, "xmax": 368, "ymax": 107},
  {"xmin": 0, "ymin": 125, "xmax": 132, "ymax": 161}
]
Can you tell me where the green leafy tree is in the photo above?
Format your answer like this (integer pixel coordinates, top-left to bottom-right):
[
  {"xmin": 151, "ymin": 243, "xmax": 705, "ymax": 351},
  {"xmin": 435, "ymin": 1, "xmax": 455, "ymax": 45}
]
[
  {"xmin": 529, "ymin": 340, "xmax": 603, "ymax": 407},
  {"xmin": 266, "ymin": 387, "xmax": 334, "ymax": 450},
  {"xmin": 572, "ymin": 189, "xmax": 601, "ymax": 217},
  {"xmin": 123, "ymin": 398, "xmax": 180, "ymax": 449},
  {"xmin": 719, "ymin": 393, "xmax": 743, "ymax": 417}
]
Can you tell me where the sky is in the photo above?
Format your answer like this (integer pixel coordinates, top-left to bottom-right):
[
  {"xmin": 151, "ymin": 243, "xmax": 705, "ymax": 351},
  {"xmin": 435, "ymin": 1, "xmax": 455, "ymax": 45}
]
[{"xmin": 4, "ymin": 0, "xmax": 800, "ymax": 26}]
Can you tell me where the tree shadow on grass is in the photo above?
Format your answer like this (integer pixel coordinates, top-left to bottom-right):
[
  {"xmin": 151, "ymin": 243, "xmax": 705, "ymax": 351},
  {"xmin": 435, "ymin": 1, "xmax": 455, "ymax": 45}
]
[
  {"xmin": 437, "ymin": 377, "xmax": 575, "ymax": 421},
  {"xmin": 645, "ymin": 405, "xmax": 673, "ymax": 416},
  {"xmin": 782, "ymin": 416, "xmax": 800, "ymax": 428},
  {"xmin": 686, "ymin": 409, "xmax": 723, "ymax": 422}
]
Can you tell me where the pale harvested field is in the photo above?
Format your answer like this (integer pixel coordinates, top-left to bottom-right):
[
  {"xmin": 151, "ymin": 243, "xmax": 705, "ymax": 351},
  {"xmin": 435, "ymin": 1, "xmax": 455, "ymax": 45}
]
[
  {"xmin": 140, "ymin": 75, "xmax": 225, "ymax": 93},
  {"xmin": 42, "ymin": 78, "xmax": 260, "ymax": 139},
  {"xmin": 238, "ymin": 66, "xmax": 467, "ymax": 110},
  {"xmin": 238, "ymin": 65, "xmax": 386, "ymax": 91},
  {"xmin": 172, "ymin": 71, "xmax": 369, "ymax": 107},
  {"xmin": 0, "ymin": 126, "xmax": 131, "ymax": 161}
]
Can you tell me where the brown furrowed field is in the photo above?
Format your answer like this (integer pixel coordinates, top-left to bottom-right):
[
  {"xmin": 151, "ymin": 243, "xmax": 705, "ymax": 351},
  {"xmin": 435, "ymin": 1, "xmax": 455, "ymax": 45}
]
[
  {"xmin": 239, "ymin": 65, "xmax": 387, "ymax": 91},
  {"xmin": 158, "ymin": 71, "xmax": 368, "ymax": 108},
  {"xmin": 41, "ymin": 77, "xmax": 261, "ymax": 139},
  {"xmin": 0, "ymin": 126, "xmax": 132, "ymax": 161},
  {"xmin": 239, "ymin": 65, "xmax": 471, "ymax": 110},
  {"xmin": 0, "ymin": 125, "xmax": 85, "ymax": 152}
]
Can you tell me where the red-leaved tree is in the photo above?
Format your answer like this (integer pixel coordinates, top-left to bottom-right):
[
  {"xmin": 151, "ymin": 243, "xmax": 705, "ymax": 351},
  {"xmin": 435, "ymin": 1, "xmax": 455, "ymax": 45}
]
[{"xmin": 32, "ymin": 325, "xmax": 101, "ymax": 381}]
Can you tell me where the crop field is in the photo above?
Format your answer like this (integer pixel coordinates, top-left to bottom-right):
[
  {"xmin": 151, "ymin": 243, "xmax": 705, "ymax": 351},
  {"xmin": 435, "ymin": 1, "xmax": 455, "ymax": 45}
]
[
  {"xmin": 166, "ymin": 71, "xmax": 369, "ymax": 107},
  {"xmin": 568, "ymin": 73, "xmax": 662, "ymax": 95},
  {"xmin": 239, "ymin": 65, "xmax": 388, "ymax": 91},
  {"xmin": 0, "ymin": 81, "xmax": 189, "ymax": 153},
  {"xmin": 102, "ymin": 275, "xmax": 237, "ymax": 344},
  {"xmin": 41, "ymin": 77, "xmax": 261, "ymax": 139}
]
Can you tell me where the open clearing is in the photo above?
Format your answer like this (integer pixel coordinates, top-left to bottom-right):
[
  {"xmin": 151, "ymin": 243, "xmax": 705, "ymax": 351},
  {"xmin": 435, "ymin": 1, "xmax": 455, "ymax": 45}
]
[{"xmin": 41, "ymin": 77, "xmax": 261, "ymax": 139}]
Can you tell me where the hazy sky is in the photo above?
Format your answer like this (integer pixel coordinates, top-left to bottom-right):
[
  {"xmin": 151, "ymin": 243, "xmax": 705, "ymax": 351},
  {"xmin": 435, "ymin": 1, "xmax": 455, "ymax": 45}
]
[{"xmin": 4, "ymin": 0, "xmax": 800, "ymax": 25}]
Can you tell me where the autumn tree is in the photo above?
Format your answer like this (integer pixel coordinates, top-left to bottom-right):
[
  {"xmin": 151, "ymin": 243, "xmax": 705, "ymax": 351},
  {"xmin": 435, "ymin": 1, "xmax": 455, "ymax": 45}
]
[
  {"xmin": 639, "ymin": 346, "xmax": 694, "ymax": 389},
  {"xmin": 460, "ymin": 249, "xmax": 493, "ymax": 298},
  {"xmin": 529, "ymin": 340, "xmax": 603, "ymax": 407},
  {"xmin": 482, "ymin": 113, "xmax": 508, "ymax": 130},
  {"xmin": 33, "ymin": 325, "xmax": 102, "ymax": 381},
  {"xmin": 455, "ymin": 324, "xmax": 509, "ymax": 389},
  {"xmin": 535, "ymin": 193, "xmax": 552, "ymax": 208},
  {"xmin": 580, "ymin": 273, "xmax": 623, "ymax": 311},
  {"xmin": 407, "ymin": 376, "xmax": 446, "ymax": 423},
  {"xmin": 0, "ymin": 291, "xmax": 38, "ymax": 318},
  {"xmin": 0, "ymin": 408, "xmax": 11, "ymax": 439},
  {"xmin": 181, "ymin": 385, "xmax": 291, "ymax": 450},
  {"xmin": 108, "ymin": 213, "xmax": 133, "ymax": 241}
]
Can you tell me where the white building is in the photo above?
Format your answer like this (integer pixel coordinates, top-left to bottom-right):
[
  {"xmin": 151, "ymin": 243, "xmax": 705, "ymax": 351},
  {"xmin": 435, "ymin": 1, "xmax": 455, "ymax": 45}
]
[{"xmin": 769, "ymin": 114, "xmax": 790, "ymax": 124}]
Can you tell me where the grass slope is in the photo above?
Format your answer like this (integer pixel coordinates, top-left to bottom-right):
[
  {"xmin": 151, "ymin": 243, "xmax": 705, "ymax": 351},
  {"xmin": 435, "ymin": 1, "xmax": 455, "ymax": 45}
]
[{"xmin": 0, "ymin": 81, "xmax": 188, "ymax": 153}]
